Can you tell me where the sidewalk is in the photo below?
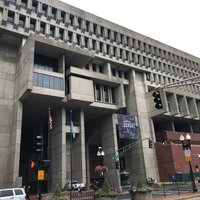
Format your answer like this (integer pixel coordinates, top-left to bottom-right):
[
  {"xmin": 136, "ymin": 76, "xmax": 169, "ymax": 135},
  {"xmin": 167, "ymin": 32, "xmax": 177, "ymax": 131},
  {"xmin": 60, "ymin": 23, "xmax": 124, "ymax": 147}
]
[{"xmin": 153, "ymin": 192, "xmax": 200, "ymax": 200}]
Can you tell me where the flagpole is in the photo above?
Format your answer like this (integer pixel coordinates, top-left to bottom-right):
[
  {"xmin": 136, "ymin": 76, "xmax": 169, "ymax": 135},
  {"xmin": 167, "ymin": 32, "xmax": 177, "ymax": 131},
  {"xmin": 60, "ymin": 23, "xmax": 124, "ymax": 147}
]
[
  {"xmin": 70, "ymin": 110, "xmax": 73, "ymax": 199},
  {"xmin": 48, "ymin": 107, "xmax": 52, "ymax": 192}
]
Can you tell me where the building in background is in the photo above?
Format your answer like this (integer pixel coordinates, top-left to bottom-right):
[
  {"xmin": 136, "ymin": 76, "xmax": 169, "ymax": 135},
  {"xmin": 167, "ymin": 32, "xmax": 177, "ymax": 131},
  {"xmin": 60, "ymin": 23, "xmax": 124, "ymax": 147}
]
[{"xmin": 0, "ymin": 0, "xmax": 200, "ymax": 192}]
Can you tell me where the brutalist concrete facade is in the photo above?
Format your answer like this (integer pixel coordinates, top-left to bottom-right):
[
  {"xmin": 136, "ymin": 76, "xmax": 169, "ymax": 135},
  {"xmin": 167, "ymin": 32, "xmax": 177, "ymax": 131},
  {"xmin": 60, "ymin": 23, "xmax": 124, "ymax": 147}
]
[{"xmin": 0, "ymin": 0, "xmax": 200, "ymax": 192}]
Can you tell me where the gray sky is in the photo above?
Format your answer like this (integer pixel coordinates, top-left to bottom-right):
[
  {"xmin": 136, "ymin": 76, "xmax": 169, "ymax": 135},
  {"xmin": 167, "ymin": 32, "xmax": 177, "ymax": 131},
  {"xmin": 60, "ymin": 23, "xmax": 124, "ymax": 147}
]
[{"xmin": 61, "ymin": 0, "xmax": 200, "ymax": 58}]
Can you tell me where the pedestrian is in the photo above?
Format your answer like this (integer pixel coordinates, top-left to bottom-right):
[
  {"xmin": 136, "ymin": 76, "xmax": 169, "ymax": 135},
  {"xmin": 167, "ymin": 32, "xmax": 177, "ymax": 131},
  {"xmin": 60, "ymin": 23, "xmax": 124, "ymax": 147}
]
[{"xmin": 171, "ymin": 174, "xmax": 175, "ymax": 184}]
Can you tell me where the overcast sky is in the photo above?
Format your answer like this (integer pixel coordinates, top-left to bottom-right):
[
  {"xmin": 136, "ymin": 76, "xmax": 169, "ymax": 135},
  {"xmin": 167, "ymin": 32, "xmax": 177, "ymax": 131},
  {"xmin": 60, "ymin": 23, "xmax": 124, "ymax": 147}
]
[{"xmin": 61, "ymin": 0, "xmax": 200, "ymax": 58}]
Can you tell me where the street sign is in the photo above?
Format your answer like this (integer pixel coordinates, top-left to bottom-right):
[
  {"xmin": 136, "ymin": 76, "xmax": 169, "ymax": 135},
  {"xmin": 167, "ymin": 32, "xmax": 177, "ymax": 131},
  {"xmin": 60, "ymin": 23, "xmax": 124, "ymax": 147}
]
[{"xmin": 38, "ymin": 170, "xmax": 44, "ymax": 180}]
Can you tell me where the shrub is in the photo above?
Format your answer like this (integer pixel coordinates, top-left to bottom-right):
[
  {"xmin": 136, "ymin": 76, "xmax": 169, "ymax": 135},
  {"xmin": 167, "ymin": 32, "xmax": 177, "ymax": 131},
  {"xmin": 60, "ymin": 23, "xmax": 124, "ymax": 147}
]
[
  {"xmin": 95, "ymin": 180, "xmax": 118, "ymax": 198},
  {"xmin": 130, "ymin": 181, "xmax": 152, "ymax": 193},
  {"xmin": 45, "ymin": 184, "xmax": 69, "ymax": 200}
]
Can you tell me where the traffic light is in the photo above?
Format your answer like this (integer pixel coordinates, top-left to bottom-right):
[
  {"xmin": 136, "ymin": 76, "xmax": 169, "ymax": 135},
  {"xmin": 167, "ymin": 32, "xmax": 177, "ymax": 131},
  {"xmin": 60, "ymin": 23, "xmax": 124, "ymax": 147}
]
[
  {"xmin": 34, "ymin": 135, "xmax": 43, "ymax": 153},
  {"xmin": 149, "ymin": 139, "xmax": 153, "ymax": 148},
  {"xmin": 152, "ymin": 90, "xmax": 163, "ymax": 109},
  {"xmin": 115, "ymin": 161, "xmax": 119, "ymax": 169},
  {"xmin": 31, "ymin": 161, "xmax": 36, "ymax": 168}
]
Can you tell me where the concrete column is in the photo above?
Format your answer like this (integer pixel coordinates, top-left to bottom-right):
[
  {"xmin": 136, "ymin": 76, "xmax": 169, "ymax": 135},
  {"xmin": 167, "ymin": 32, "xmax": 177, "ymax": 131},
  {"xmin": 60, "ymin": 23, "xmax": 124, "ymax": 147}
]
[
  {"xmin": 9, "ymin": 101, "xmax": 23, "ymax": 187},
  {"xmin": 49, "ymin": 106, "xmax": 67, "ymax": 191},
  {"xmin": 101, "ymin": 114, "xmax": 121, "ymax": 191},
  {"xmin": 126, "ymin": 70, "xmax": 159, "ymax": 183},
  {"xmin": 72, "ymin": 109, "xmax": 86, "ymax": 184}
]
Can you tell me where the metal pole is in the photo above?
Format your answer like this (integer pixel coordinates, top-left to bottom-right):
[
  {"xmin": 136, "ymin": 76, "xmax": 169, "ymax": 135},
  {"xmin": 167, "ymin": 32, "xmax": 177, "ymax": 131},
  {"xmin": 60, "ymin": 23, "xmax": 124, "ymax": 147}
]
[
  {"xmin": 70, "ymin": 110, "xmax": 73, "ymax": 200},
  {"xmin": 188, "ymin": 161, "xmax": 197, "ymax": 192}
]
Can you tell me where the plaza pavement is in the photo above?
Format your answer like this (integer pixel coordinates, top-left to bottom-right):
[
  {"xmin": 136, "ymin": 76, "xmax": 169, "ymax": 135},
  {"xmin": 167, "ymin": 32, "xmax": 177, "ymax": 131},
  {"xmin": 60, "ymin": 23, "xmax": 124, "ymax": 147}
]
[{"xmin": 153, "ymin": 192, "xmax": 200, "ymax": 200}]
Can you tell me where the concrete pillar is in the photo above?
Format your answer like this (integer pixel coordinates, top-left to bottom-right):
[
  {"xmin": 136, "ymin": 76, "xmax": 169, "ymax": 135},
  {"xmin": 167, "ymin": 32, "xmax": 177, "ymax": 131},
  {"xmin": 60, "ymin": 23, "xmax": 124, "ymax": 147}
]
[
  {"xmin": 9, "ymin": 101, "xmax": 23, "ymax": 187},
  {"xmin": 72, "ymin": 109, "xmax": 86, "ymax": 184},
  {"xmin": 101, "ymin": 114, "xmax": 121, "ymax": 191},
  {"xmin": 49, "ymin": 106, "xmax": 67, "ymax": 191}
]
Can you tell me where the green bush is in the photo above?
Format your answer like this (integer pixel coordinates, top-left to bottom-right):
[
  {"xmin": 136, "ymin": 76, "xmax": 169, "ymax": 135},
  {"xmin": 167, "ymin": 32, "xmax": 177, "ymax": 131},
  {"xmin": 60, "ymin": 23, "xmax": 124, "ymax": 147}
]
[
  {"xmin": 130, "ymin": 181, "xmax": 152, "ymax": 193},
  {"xmin": 45, "ymin": 184, "xmax": 69, "ymax": 200},
  {"xmin": 95, "ymin": 181, "xmax": 118, "ymax": 197}
]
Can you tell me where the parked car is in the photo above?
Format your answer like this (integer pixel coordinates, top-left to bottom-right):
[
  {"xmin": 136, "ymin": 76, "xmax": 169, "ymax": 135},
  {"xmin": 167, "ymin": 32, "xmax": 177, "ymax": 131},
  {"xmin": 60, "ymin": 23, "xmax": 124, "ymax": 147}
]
[
  {"xmin": 0, "ymin": 188, "xmax": 27, "ymax": 200},
  {"xmin": 64, "ymin": 180, "xmax": 86, "ymax": 190}
]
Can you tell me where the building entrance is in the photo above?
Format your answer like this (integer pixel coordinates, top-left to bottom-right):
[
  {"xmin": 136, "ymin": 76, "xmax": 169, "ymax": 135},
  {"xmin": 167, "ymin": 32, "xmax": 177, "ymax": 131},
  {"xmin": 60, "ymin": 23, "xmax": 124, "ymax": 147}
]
[{"xmin": 19, "ymin": 101, "xmax": 49, "ymax": 194}]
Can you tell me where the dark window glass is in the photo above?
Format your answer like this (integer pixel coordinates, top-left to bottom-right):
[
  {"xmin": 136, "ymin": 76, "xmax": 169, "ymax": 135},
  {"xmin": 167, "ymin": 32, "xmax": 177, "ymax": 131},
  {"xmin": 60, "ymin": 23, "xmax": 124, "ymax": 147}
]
[
  {"xmin": 32, "ymin": 0, "xmax": 37, "ymax": 12},
  {"xmin": 33, "ymin": 73, "xmax": 38, "ymax": 85},
  {"xmin": 66, "ymin": 79, "xmax": 70, "ymax": 95},
  {"xmin": 34, "ymin": 54, "xmax": 57, "ymax": 72},
  {"xmin": 30, "ymin": 19, "xmax": 36, "ymax": 31},
  {"xmin": 9, "ymin": 0, "xmax": 16, "ymax": 4},
  {"xmin": 43, "ymin": 75, "xmax": 49, "ymax": 88},
  {"xmin": 7, "ymin": 11, "xmax": 14, "ymax": 24},
  {"xmin": 19, "ymin": 15, "xmax": 25, "ymax": 28},
  {"xmin": 54, "ymin": 77, "xmax": 61, "ymax": 90},
  {"xmin": 0, "ymin": 190, "xmax": 14, "ymax": 197},
  {"xmin": 103, "ymin": 86, "xmax": 109, "ymax": 102},
  {"xmin": 14, "ymin": 189, "xmax": 23, "ymax": 195},
  {"xmin": 21, "ymin": 0, "xmax": 27, "ymax": 8},
  {"xmin": 95, "ymin": 84, "xmax": 101, "ymax": 101},
  {"xmin": 33, "ymin": 73, "xmax": 63, "ymax": 90},
  {"xmin": 50, "ymin": 76, "xmax": 54, "ymax": 88},
  {"xmin": 111, "ymin": 88, "xmax": 116, "ymax": 103},
  {"xmin": 38, "ymin": 74, "xmax": 43, "ymax": 86}
]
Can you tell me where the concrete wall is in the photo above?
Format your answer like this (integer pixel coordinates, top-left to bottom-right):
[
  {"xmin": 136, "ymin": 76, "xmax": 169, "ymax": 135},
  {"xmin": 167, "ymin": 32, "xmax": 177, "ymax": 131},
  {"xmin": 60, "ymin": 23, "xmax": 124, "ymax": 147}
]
[
  {"xmin": 0, "ymin": 43, "xmax": 17, "ymax": 187},
  {"xmin": 125, "ymin": 70, "xmax": 159, "ymax": 183}
]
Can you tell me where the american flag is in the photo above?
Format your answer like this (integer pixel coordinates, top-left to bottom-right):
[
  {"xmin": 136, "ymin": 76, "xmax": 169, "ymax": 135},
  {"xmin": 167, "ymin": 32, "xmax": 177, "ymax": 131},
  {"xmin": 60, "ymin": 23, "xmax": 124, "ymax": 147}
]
[{"xmin": 49, "ymin": 108, "xmax": 52, "ymax": 130}]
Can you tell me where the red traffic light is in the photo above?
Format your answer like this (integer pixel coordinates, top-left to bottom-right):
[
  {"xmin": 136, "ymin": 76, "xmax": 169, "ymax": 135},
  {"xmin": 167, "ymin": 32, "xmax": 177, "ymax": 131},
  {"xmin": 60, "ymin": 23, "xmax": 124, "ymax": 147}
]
[
  {"xmin": 152, "ymin": 90, "xmax": 163, "ymax": 109},
  {"xmin": 31, "ymin": 161, "xmax": 36, "ymax": 168},
  {"xmin": 152, "ymin": 91, "xmax": 160, "ymax": 97}
]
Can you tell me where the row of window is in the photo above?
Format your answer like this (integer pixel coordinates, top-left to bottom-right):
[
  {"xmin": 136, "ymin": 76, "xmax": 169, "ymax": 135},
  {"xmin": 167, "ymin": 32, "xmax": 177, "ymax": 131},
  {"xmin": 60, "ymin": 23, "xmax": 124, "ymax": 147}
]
[
  {"xmin": 3, "ymin": 4, "xmax": 200, "ymax": 73},
  {"xmin": 34, "ymin": 54, "xmax": 58, "ymax": 72},
  {"xmin": 94, "ymin": 83, "xmax": 116, "ymax": 104},
  {"xmin": 5, "ymin": 12, "xmax": 199, "ymax": 80},
  {"xmin": 146, "ymin": 72, "xmax": 200, "ymax": 95},
  {"xmin": 166, "ymin": 92, "xmax": 200, "ymax": 116},
  {"xmin": 33, "ymin": 73, "xmax": 64, "ymax": 90}
]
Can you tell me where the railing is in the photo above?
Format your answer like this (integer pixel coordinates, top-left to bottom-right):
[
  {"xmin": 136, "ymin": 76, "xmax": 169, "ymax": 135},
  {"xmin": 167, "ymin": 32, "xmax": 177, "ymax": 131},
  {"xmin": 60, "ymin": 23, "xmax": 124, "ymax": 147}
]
[{"xmin": 151, "ymin": 182, "xmax": 195, "ymax": 198}]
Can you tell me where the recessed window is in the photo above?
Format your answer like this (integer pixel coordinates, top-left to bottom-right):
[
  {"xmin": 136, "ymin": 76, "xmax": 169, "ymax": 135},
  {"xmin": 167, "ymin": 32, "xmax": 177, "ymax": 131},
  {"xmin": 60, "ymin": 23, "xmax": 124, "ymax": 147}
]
[
  {"xmin": 30, "ymin": 18, "xmax": 36, "ymax": 31},
  {"xmin": 19, "ymin": 15, "xmax": 25, "ymax": 28},
  {"xmin": 32, "ymin": 0, "xmax": 37, "ymax": 13},
  {"xmin": 21, "ymin": 0, "xmax": 27, "ymax": 8},
  {"xmin": 59, "ymin": 29, "xmax": 64, "ymax": 40},
  {"xmin": 9, "ymin": 0, "xmax": 16, "ymax": 4},
  {"xmin": 40, "ymin": 22, "xmax": 45, "ymax": 34},
  {"xmin": 7, "ymin": 11, "xmax": 14, "ymax": 24},
  {"xmin": 52, "ymin": 7, "xmax": 57, "ymax": 20},
  {"xmin": 42, "ymin": 4, "xmax": 48, "ymax": 16},
  {"xmin": 61, "ymin": 11, "xmax": 65, "ymax": 23},
  {"xmin": 50, "ymin": 25, "xmax": 55, "ymax": 37}
]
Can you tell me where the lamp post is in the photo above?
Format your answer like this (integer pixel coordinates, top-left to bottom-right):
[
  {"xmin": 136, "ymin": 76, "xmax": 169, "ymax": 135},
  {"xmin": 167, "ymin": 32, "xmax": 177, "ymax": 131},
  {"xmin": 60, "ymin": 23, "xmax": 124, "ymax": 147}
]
[
  {"xmin": 179, "ymin": 134, "xmax": 197, "ymax": 192},
  {"xmin": 97, "ymin": 147, "xmax": 105, "ymax": 177}
]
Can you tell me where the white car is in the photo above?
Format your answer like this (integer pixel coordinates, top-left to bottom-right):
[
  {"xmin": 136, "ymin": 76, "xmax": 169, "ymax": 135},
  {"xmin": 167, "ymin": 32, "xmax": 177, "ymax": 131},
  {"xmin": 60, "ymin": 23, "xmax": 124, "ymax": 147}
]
[
  {"xmin": 0, "ymin": 188, "xmax": 27, "ymax": 200},
  {"xmin": 64, "ymin": 181, "xmax": 85, "ymax": 190}
]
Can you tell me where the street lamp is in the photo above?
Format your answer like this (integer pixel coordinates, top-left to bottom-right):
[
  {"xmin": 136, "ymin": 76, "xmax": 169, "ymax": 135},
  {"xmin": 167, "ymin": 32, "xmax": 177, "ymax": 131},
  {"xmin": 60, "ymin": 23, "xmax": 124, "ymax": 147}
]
[
  {"xmin": 97, "ymin": 147, "xmax": 105, "ymax": 157},
  {"xmin": 179, "ymin": 134, "xmax": 197, "ymax": 192},
  {"xmin": 97, "ymin": 147, "xmax": 105, "ymax": 177}
]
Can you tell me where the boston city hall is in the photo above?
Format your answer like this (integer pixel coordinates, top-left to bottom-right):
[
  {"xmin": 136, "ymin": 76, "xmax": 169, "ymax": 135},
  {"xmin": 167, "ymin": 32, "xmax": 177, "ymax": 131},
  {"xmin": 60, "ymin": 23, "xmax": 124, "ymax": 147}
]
[{"xmin": 1, "ymin": 0, "xmax": 200, "ymax": 193}]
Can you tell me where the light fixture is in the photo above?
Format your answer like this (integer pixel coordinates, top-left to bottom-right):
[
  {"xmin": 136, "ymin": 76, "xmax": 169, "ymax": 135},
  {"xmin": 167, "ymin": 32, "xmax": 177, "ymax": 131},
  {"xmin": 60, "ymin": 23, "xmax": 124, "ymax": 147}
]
[
  {"xmin": 179, "ymin": 134, "xmax": 184, "ymax": 141},
  {"xmin": 186, "ymin": 133, "xmax": 191, "ymax": 140}
]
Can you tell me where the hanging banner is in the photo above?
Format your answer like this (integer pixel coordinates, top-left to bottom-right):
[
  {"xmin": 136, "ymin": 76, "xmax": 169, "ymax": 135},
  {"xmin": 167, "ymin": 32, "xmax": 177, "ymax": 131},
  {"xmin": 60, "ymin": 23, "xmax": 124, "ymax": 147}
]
[
  {"xmin": 117, "ymin": 114, "xmax": 138, "ymax": 139},
  {"xmin": 184, "ymin": 149, "xmax": 192, "ymax": 162}
]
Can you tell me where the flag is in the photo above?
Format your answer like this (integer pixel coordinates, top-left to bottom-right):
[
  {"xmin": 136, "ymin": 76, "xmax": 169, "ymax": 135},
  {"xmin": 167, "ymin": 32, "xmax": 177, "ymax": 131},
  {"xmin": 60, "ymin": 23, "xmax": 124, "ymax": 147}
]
[
  {"xmin": 71, "ymin": 121, "xmax": 76, "ymax": 139},
  {"xmin": 48, "ymin": 108, "xmax": 52, "ymax": 130}
]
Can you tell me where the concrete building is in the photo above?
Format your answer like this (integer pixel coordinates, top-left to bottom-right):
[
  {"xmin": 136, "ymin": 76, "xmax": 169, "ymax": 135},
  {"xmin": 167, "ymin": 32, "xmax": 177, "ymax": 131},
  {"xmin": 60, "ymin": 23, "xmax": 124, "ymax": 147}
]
[{"xmin": 0, "ymin": 0, "xmax": 200, "ymax": 192}]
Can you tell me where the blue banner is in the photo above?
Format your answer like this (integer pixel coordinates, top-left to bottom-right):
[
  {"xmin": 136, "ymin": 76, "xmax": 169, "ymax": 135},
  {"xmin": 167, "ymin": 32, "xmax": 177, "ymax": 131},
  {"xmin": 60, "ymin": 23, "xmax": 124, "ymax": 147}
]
[{"xmin": 117, "ymin": 114, "xmax": 138, "ymax": 139}]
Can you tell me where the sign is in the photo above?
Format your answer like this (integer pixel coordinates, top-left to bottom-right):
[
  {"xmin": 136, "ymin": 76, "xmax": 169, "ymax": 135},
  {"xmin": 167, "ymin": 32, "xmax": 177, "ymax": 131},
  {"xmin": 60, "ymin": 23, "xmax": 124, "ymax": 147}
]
[
  {"xmin": 117, "ymin": 114, "xmax": 138, "ymax": 139},
  {"xmin": 184, "ymin": 149, "xmax": 192, "ymax": 162},
  {"xmin": 38, "ymin": 170, "xmax": 44, "ymax": 180}
]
